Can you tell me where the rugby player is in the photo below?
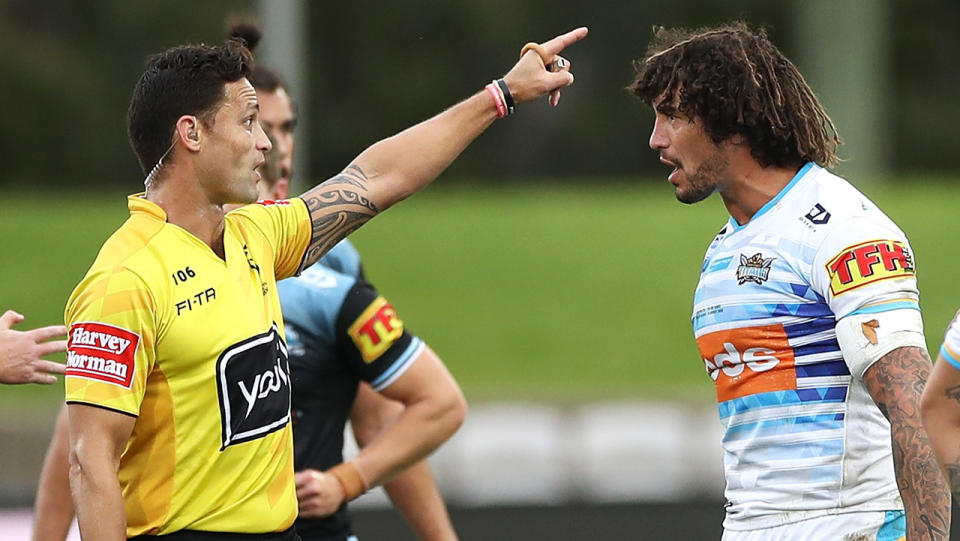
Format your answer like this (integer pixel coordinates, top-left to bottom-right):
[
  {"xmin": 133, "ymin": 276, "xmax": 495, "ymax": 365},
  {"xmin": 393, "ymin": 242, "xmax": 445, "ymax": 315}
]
[
  {"xmin": 63, "ymin": 28, "xmax": 585, "ymax": 540},
  {"xmin": 0, "ymin": 309, "xmax": 65, "ymax": 384},
  {"xmin": 629, "ymin": 22, "xmax": 948, "ymax": 540},
  {"xmin": 236, "ymin": 23, "xmax": 463, "ymax": 540},
  {"xmin": 921, "ymin": 312, "xmax": 960, "ymax": 498}
]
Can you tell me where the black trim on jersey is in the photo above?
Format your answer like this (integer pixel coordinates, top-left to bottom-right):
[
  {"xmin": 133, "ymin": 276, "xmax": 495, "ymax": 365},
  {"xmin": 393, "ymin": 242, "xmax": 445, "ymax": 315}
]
[
  {"xmin": 335, "ymin": 277, "xmax": 415, "ymax": 384},
  {"xmin": 128, "ymin": 526, "xmax": 299, "ymax": 540},
  {"xmin": 66, "ymin": 401, "xmax": 138, "ymax": 418},
  {"xmin": 293, "ymin": 197, "xmax": 311, "ymax": 276}
]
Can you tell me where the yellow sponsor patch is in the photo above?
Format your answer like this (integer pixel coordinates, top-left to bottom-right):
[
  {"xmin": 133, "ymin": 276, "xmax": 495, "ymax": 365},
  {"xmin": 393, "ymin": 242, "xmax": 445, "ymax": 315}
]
[
  {"xmin": 825, "ymin": 239, "xmax": 914, "ymax": 296},
  {"xmin": 348, "ymin": 296, "xmax": 404, "ymax": 363}
]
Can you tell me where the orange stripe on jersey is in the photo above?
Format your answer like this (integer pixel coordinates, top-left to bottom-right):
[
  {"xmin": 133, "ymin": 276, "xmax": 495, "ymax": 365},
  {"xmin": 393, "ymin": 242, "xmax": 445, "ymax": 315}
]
[{"xmin": 698, "ymin": 324, "xmax": 797, "ymax": 402}]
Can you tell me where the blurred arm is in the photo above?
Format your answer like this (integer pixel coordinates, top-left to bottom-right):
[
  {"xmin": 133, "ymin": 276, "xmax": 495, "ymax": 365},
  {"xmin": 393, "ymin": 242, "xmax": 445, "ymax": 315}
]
[
  {"xmin": 296, "ymin": 28, "xmax": 587, "ymax": 267},
  {"xmin": 68, "ymin": 403, "xmax": 135, "ymax": 541},
  {"xmin": 350, "ymin": 346, "xmax": 465, "ymax": 486},
  {"xmin": 351, "ymin": 382, "xmax": 459, "ymax": 541},
  {"xmin": 863, "ymin": 346, "xmax": 950, "ymax": 540},
  {"xmin": 0, "ymin": 310, "xmax": 66, "ymax": 385},
  {"xmin": 296, "ymin": 346, "xmax": 466, "ymax": 519},
  {"xmin": 921, "ymin": 353, "xmax": 960, "ymax": 496},
  {"xmin": 32, "ymin": 405, "xmax": 75, "ymax": 541}
]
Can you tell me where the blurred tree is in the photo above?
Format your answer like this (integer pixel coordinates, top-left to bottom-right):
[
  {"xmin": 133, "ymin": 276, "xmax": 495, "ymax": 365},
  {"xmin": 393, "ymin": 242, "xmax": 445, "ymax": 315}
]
[{"xmin": 0, "ymin": 0, "xmax": 957, "ymax": 188}]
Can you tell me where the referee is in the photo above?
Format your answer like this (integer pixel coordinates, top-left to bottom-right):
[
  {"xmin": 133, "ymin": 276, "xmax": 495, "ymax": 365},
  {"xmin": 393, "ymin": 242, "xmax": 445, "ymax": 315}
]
[{"xmin": 62, "ymin": 28, "xmax": 586, "ymax": 540}]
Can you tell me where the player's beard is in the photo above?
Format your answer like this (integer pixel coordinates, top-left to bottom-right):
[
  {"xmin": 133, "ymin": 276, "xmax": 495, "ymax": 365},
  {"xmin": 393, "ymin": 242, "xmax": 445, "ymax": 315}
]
[{"xmin": 676, "ymin": 151, "xmax": 728, "ymax": 204}]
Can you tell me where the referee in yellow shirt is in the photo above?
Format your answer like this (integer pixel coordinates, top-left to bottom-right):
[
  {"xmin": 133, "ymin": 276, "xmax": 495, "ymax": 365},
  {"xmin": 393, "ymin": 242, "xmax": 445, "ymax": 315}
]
[{"xmin": 64, "ymin": 29, "xmax": 587, "ymax": 540}]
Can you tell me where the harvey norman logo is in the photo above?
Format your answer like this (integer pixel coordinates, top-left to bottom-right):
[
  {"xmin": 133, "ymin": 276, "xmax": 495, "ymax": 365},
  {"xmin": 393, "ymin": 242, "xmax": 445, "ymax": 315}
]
[{"xmin": 66, "ymin": 322, "xmax": 139, "ymax": 388}]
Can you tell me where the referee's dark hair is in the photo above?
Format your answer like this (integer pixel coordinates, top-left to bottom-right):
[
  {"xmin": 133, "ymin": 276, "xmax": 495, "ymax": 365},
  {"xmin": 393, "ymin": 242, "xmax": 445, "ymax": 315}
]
[
  {"xmin": 629, "ymin": 21, "xmax": 841, "ymax": 170},
  {"xmin": 127, "ymin": 39, "xmax": 254, "ymax": 175}
]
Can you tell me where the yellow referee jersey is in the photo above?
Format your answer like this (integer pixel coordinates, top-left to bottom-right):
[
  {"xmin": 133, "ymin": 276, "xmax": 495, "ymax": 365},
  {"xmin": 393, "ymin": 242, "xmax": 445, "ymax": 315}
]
[{"xmin": 65, "ymin": 194, "xmax": 311, "ymax": 537}]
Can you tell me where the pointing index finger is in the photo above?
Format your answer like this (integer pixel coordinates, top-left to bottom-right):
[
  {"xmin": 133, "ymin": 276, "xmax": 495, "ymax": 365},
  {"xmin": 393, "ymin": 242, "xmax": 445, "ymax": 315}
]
[{"xmin": 540, "ymin": 27, "xmax": 589, "ymax": 57}]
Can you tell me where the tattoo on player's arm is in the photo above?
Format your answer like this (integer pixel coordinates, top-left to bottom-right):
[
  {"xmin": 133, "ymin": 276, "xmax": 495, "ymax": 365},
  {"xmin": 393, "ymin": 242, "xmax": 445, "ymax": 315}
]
[
  {"xmin": 300, "ymin": 165, "xmax": 379, "ymax": 268},
  {"xmin": 945, "ymin": 384, "xmax": 960, "ymax": 406},
  {"xmin": 863, "ymin": 346, "xmax": 950, "ymax": 540},
  {"xmin": 947, "ymin": 464, "xmax": 960, "ymax": 497}
]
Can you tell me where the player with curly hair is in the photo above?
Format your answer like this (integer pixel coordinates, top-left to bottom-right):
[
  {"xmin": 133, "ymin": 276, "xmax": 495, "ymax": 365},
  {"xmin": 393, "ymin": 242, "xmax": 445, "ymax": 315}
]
[{"xmin": 630, "ymin": 21, "xmax": 948, "ymax": 540}]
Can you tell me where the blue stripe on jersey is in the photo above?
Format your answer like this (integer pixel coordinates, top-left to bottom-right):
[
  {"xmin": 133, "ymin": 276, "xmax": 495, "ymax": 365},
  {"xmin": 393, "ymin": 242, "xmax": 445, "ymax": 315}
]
[
  {"xmin": 694, "ymin": 302, "xmax": 834, "ymax": 331},
  {"xmin": 727, "ymin": 162, "xmax": 814, "ymax": 233},
  {"xmin": 727, "ymin": 440, "xmax": 844, "ymax": 467},
  {"xmin": 795, "ymin": 360, "xmax": 850, "ymax": 377},
  {"xmin": 792, "ymin": 339, "xmax": 842, "ymax": 359},
  {"xmin": 718, "ymin": 386, "xmax": 848, "ymax": 419},
  {"xmin": 705, "ymin": 256, "xmax": 733, "ymax": 273},
  {"xmin": 764, "ymin": 438, "xmax": 844, "ymax": 461},
  {"xmin": 756, "ymin": 464, "xmax": 842, "ymax": 485},
  {"xmin": 723, "ymin": 413, "xmax": 845, "ymax": 442},
  {"xmin": 877, "ymin": 511, "xmax": 906, "ymax": 541},
  {"xmin": 370, "ymin": 337, "xmax": 424, "ymax": 389},
  {"xmin": 940, "ymin": 345, "xmax": 960, "ymax": 371},
  {"xmin": 784, "ymin": 317, "xmax": 837, "ymax": 337},
  {"xmin": 849, "ymin": 301, "xmax": 920, "ymax": 316}
]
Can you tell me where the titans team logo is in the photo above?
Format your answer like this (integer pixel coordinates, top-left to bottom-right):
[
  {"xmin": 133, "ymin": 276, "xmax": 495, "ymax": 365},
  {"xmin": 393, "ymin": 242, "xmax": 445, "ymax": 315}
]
[{"xmin": 736, "ymin": 253, "xmax": 775, "ymax": 285}]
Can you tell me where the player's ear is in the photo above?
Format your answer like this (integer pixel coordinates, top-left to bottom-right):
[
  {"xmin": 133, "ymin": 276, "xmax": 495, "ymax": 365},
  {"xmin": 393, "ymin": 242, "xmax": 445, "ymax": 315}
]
[{"xmin": 175, "ymin": 115, "xmax": 202, "ymax": 152}]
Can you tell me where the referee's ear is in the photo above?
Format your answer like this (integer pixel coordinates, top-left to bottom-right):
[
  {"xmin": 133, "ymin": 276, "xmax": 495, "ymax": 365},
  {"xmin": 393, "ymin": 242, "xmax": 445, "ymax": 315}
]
[{"xmin": 175, "ymin": 115, "xmax": 203, "ymax": 153}]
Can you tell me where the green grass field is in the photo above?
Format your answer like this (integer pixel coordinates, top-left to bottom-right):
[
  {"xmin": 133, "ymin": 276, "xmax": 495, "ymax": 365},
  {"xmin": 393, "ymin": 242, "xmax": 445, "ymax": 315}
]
[{"xmin": 1, "ymin": 178, "xmax": 957, "ymax": 406}]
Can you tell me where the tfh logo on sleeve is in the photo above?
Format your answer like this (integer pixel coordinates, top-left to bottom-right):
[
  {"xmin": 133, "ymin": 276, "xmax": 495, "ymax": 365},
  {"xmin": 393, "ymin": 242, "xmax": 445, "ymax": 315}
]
[
  {"xmin": 348, "ymin": 296, "xmax": 404, "ymax": 363},
  {"xmin": 66, "ymin": 322, "xmax": 139, "ymax": 388},
  {"xmin": 826, "ymin": 239, "xmax": 914, "ymax": 296}
]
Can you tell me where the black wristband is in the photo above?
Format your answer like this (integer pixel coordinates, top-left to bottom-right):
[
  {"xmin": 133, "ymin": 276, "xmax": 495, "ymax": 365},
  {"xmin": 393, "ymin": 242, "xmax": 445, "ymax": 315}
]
[{"xmin": 495, "ymin": 79, "xmax": 515, "ymax": 115}]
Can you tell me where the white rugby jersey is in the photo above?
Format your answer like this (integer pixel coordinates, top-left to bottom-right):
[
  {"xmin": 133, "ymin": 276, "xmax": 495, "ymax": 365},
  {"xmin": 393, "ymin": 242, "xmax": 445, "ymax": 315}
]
[
  {"xmin": 940, "ymin": 311, "xmax": 960, "ymax": 370},
  {"xmin": 694, "ymin": 163, "xmax": 919, "ymax": 530}
]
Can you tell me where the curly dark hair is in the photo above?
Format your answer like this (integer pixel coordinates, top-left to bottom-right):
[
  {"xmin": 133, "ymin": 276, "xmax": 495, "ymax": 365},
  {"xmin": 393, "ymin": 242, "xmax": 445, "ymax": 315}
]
[
  {"xmin": 127, "ymin": 39, "xmax": 253, "ymax": 176},
  {"xmin": 628, "ymin": 21, "xmax": 840, "ymax": 169}
]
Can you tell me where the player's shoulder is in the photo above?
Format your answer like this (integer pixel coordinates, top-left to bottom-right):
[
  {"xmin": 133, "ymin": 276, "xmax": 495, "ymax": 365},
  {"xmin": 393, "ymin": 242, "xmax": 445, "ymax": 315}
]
[
  {"xmin": 318, "ymin": 239, "xmax": 363, "ymax": 277},
  {"xmin": 279, "ymin": 260, "xmax": 358, "ymax": 300},
  {"xmin": 784, "ymin": 164, "xmax": 905, "ymax": 243},
  {"xmin": 278, "ymin": 262, "xmax": 359, "ymax": 334},
  {"xmin": 77, "ymin": 212, "xmax": 166, "ymax": 289}
]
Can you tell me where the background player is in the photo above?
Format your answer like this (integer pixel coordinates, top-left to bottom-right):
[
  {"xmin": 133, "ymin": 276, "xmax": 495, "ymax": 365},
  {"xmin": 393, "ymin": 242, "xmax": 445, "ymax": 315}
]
[
  {"xmin": 0, "ymin": 309, "xmax": 65, "ymax": 385},
  {"xmin": 231, "ymin": 22, "xmax": 464, "ymax": 540},
  {"xmin": 629, "ymin": 21, "xmax": 948, "ymax": 540},
  {"xmin": 64, "ymin": 27, "xmax": 585, "ymax": 540},
  {"xmin": 921, "ymin": 311, "xmax": 960, "ymax": 497}
]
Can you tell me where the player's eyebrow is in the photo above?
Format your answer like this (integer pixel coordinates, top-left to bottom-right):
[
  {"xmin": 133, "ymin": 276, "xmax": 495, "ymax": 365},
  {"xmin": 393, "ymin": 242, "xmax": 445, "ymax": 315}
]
[{"xmin": 655, "ymin": 102, "xmax": 677, "ymax": 116}]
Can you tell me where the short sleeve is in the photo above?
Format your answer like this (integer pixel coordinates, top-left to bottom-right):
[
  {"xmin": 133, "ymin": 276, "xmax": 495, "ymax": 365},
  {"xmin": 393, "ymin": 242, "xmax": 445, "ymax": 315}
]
[
  {"xmin": 229, "ymin": 198, "xmax": 312, "ymax": 280},
  {"xmin": 810, "ymin": 215, "xmax": 919, "ymax": 319},
  {"xmin": 940, "ymin": 310, "xmax": 960, "ymax": 370},
  {"xmin": 65, "ymin": 268, "xmax": 157, "ymax": 417},
  {"xmin": 334, "ymin": 277, "xmax": 423, "ymax": 391}
]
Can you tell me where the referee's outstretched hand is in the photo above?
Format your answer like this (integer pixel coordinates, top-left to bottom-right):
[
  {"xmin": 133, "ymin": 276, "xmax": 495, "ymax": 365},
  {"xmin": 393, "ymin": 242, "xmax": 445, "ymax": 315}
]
[
  {"xmin": 0, "ymin": 310, "xmax": 67, "ymax": 385},
  {"xmin": 503, "ymin": 26, "xmax": 588, "ymax": 107}
]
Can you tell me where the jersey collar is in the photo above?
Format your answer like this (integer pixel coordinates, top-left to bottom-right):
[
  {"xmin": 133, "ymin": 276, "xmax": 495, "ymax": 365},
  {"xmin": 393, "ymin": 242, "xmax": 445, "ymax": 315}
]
[
  {"xmin": 726, "ymin": 162, "xmax": 816, "ymax": 233},
  {"xmin": 128, "ymin": 193, "xmax": 168, "ymax": 221}
]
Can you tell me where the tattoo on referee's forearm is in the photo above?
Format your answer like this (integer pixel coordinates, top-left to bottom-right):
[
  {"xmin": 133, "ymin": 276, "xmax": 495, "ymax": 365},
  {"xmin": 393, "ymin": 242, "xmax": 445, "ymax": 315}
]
[
  {"xmin": 331, "ymin": 165, "xmax": 370, "ymax": 191},
  {"xmin": 301, "ymin": 183, "xmax": 378, "ymax": 266}
]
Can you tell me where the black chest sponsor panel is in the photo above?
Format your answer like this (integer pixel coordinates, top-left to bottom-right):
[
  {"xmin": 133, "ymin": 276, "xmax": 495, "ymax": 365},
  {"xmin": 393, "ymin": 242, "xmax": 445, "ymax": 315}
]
[{"xmin": 216, "ymin": 324, "xmax": 292, "ymax": 450}]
